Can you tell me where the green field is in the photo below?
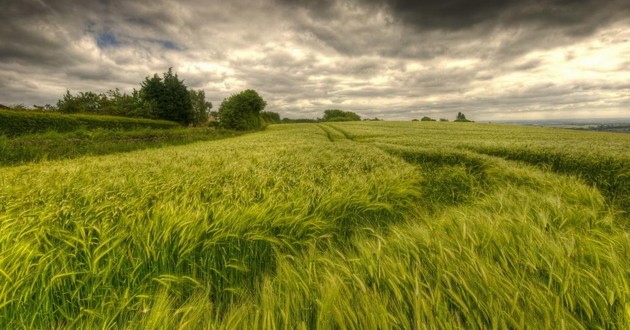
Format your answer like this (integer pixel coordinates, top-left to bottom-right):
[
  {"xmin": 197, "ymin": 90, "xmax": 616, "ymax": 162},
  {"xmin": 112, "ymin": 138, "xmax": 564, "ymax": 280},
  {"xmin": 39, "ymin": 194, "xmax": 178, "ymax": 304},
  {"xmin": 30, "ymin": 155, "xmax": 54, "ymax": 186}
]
[
  {"xmin": 0, "ymin": 128, "xmax": 243, "ymax": 166},
  {"xmin": 1, "ymin": 122, "xmax": 629, "ymax": 328},
  {"xmin": 0, "ymin": 109, "xmax": 180, "ymax": 137}
]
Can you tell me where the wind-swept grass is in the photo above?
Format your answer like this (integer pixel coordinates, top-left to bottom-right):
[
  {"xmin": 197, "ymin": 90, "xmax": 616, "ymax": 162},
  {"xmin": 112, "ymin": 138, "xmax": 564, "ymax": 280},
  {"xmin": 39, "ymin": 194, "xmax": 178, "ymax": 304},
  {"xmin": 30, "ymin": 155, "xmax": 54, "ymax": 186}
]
[
  {"xmin": 0, "ymin": 109, "xmax": 179, "ymax": 137},
  {"xmin": 0, "ymin": 128, "xmax": 243, "ymax": 166},
  {"xmin": 0, "ymin": 122, "xmax": 628, "ymax": 328}
]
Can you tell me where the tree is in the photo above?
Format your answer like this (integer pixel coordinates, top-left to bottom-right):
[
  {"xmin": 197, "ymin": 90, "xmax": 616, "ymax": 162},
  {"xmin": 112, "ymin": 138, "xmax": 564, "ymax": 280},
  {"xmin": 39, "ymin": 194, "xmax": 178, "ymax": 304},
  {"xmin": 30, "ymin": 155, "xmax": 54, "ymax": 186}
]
[
  {"xmin": 10, "ymin": 104, "xmax": 29, "ymax": 111},
  {"xmin": 455, "ymin": 112, "xmax": 470, "ymax": 122},
  {"xmin": 260, "ymin": 111, "xmax": 281, "ymax": 124},
  {"xmin": 140, "ymin": 68, "xmax": 194, "ymax": 125},
  {"xmin": 57, "ymin": 90, "xmax": 83, "ymax": 113},
  {"xmin": 321, "ymin": 109, "xmax": 361, "ymax": 122},
  {"xmin": 421, "ymin": 116, "xmax": 436, "ymax": 121},
  {"xmin": 189, "ymin": 89, "xmax": 212, "ymax": 126},
  {"xmin": 218, "ymin": 89, "xmax": 267, "ymax": 130},
  {"xmin": 113, "ymin": 89, "xmax": 156, "ymax": 118}
]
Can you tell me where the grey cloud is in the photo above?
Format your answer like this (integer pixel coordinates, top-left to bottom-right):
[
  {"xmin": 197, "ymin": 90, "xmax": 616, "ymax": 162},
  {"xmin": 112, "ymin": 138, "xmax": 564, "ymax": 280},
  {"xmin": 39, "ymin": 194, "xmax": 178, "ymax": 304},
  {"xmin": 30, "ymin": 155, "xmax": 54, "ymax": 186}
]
[
  {"xmin": 286, "ymin": 0, "xmax": 630, "ymax": 32},
  {"xmin": 284, "ymin": 0, "xmax": 630, "ymax": 63},
  {"xmin": 0, "ymin": 0, "xmax": 628, "ymax": 120}
]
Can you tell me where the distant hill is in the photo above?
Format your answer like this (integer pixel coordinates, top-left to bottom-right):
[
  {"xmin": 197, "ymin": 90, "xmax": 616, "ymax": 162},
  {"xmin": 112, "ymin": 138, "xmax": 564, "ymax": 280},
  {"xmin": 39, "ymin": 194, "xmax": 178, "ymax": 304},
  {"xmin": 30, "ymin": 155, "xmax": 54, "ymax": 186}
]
[{"xmin": 0, "ymin": 104, "xmax": 10, "ymax": 109}]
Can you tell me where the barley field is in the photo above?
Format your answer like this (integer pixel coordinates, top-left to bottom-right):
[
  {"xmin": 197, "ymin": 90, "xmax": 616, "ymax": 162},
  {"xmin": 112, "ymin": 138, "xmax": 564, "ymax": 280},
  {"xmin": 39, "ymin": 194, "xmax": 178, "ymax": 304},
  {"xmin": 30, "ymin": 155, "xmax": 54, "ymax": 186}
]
[{"xmin": 1, "ymin": 122, "xmax": 629, "ymax": 328}]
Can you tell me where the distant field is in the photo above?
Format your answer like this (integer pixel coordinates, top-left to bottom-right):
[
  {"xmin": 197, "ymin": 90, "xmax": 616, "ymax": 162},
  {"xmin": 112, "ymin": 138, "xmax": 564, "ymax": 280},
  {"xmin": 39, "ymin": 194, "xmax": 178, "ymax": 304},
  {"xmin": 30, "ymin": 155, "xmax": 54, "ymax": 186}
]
[
  {"xmin": 0, "ymin": 122, "xmax": 628, "ymax": 328},
  {"xmin": 0, "ymin": 109, "xmax": 179, "ymax": 137}
]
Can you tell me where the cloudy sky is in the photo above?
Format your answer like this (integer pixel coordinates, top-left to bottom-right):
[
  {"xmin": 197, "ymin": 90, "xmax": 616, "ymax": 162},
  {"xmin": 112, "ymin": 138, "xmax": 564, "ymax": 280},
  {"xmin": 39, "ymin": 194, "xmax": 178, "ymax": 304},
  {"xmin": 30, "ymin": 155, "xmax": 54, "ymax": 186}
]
[{"xmin": 1, "ymin": 0, "xmax": 629, "ymax": 120}]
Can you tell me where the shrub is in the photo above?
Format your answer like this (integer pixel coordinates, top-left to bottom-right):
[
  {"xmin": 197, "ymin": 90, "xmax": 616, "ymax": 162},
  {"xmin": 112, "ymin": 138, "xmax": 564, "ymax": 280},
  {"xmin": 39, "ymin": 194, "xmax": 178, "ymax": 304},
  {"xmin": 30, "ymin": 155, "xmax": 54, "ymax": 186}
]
[
  {"xmin": 0, "ymin": 109, "xmax": 180, "ymax": 137},
  {"xmin": 217, "ymin": 90, "xmax": 267, "ymax": 130},
  {"xmin": 321, "ymin": 109, "xmax": 361, "ymax": 122}
]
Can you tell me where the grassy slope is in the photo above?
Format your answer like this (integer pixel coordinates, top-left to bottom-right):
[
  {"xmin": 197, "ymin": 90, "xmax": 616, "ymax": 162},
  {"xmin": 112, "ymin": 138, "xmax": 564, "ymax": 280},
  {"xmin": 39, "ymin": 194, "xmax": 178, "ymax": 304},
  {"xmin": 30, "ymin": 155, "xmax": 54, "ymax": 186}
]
[
  {"xmin": 0, "ymin": 109, "xmax": 180, "ymax": 137},
  {"xmin": 0, "ymin": 128, "xmax": 243, "ymax": 166},
  {"xmin": 0, "ymin": 122, "xmax": 628, "ymax": 328}
]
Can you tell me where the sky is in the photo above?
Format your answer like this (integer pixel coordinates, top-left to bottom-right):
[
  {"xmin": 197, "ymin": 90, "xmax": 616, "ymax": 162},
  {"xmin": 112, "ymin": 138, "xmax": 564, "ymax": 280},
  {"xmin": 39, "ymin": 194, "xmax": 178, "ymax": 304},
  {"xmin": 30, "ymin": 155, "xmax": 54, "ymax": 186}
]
[{"xmin": 1, "ymin": 0, "xmax": 629, "ymax": 121}]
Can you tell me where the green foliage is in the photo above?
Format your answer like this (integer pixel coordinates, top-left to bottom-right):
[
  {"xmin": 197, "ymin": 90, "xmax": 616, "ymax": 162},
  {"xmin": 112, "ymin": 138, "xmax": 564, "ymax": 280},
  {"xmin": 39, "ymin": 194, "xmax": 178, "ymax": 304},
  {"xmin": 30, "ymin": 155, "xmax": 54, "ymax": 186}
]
[
  {"xmin": 9, "ymin": 104, "xmax": 29, "ymax": 111},
  {"xmin": 455, "ymin": 112, "xmax": 471, "ymax": 122},
  {"xmin": 217, "ymin": 89, "xmax": 267, "ymax": 130},
  {"xmin": 0, "ymin": 109, "xmax": 179, "ymax": 137},
  {"xmin": 140, "ymin": 68, "xmax": 194, "ymax": 125},
  {"xmin": 321, "ymin": 109, "xmax": 361, "ymax": 122},
  {"xmin": 47, "ymin": 69, "xmax": 202, "ymax": 125},
  {"xmin": 260, "ymin": 111, "xmax": 281, "ymax": 125},
  {"xmin": 420, "ymin": 116, "xmax": 436, "ymax": 121},
  {"xmin": 0, "ymin": 128, "xmax": 242, "ymax": 166},
  {"xmin": 281, "ymin": 118, "xmax": 317, "ymax": 123},
  {"xmin": 1, "ymin": 122, "xmax": 629, "ymax": 328},
  {"xmin": 188, "ymin": 89, "xmax": 212, "ymax": 126},
  {"xmin": 56, "ymin": 89, "xmax": 155, "ymax": 118}
]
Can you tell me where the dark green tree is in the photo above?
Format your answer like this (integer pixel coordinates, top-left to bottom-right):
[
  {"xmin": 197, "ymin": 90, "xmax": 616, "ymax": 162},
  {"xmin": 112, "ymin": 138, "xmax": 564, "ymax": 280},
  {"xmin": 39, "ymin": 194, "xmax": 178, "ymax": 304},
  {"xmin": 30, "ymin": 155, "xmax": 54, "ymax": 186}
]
[
  {"xmin": 421, "ymin": 116, "xmax": 436, "ymax": 121},
  {"xmin": 218, "ymin": 89, "xmax": 267, "ymax": 130},
  {"xmin": 260, "ymin": 111, "xmax": 281, "ymax": 124},
  {"xmin": 57, "ymin": 90, "xmax": 80, "ymax": 113},
  {"xmin": 189, "ymin": 89, "xmax": 212, "ymax": 126},
  {"xmin": 57, "ymin": 90, "xmax": 105, "ymax": 114},
  {"xmin": 455, "ymin": 112, "xmax": 470, "ymax": 122},
  {"xmin": 321, "ymin": 109, "xmax": 361, "ymax": 122},
  {"xmin": 140, "ymin": 68, "xmax": 193, "ymax": 125}
]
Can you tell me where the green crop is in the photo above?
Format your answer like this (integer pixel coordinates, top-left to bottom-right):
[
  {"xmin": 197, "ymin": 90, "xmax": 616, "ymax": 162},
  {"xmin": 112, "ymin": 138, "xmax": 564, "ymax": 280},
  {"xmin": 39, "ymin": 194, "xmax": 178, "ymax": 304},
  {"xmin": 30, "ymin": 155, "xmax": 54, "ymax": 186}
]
[
  {"xmin": 0, "ymin": 122, "xmax": 628, "ymax": 328},
  {"xmin": 0, "ymin": 109, "xmax": 180, "ymax": 137}
]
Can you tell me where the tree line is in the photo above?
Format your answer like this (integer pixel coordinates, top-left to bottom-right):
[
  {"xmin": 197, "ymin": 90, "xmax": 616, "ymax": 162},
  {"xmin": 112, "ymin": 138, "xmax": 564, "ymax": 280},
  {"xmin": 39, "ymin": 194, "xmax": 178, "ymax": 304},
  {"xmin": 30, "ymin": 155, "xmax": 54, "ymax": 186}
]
[
  {"xmin": 4, "ymin": 68, "xmax": 372, "ymax": 130},
  {"xmin": 55, "ymin": 68, "xmax": 212, "ymax": 127},
  {"xmin": 15, "ymin": 69, "xmax": 270, "ymax": 130},
  {"xmin": 412, "ymin": 112, "xmax": 472, "ymax": 122}
]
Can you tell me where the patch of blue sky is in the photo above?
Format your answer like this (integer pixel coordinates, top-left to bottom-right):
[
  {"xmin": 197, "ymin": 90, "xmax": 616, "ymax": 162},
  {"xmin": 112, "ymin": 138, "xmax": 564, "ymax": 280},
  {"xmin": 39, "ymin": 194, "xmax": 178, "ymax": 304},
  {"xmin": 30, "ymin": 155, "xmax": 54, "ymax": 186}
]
[
  {"xmin": 96, "ymin": 31, "xmax": 119, "ymax": 48},
  {"xmin": 159, "ymin": 40, "xmax": 181, "ymax": 50}
]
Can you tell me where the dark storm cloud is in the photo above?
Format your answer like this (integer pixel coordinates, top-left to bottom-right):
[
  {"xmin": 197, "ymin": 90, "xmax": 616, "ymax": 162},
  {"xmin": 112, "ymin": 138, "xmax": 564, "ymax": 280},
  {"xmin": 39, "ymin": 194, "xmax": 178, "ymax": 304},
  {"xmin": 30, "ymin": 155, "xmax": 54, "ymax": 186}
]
[
  {"xmin": 284, "ymin": 0, "xmax": 630, "ymax": 31},
  {"xmin": 283, "ymin": 0, "xmax": 630, "ymax": 62}
]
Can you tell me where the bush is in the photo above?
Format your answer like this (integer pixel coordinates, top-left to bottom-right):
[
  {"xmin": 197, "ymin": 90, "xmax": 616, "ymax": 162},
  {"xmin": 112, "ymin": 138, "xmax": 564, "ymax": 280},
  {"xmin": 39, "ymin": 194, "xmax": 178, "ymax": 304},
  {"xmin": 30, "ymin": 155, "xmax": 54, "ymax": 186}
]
[
  {"xmin": 454, "ymin": 112, "xmax": 471, "ymax": 122},
  {"xmin": 0, "ymin": 109, "xmax": 180, "ymax": 137},
  {"xmin": 321, "ymin": 109, "xmax": 361, "ymax": 122},
  {"xmin": 260, "ymin": 111, "xmax": 281, "ymax": 125},
  {"xmin": 217, "ymin": 90, "xmax": 267, "ymax": 130}
]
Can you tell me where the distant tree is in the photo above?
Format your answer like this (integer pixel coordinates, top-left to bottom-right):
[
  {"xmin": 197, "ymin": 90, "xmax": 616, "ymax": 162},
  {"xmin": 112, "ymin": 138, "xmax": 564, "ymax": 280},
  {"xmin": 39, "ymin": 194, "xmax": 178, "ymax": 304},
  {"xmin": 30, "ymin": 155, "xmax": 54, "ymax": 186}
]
[
  {"xmin": 113, "ymin": 89, "xmax": 156, "ymax": 118},
  {"xmin": 57, "ymin": 90, "xmax": 82, "ymax": 113},
  {"xmin": 189, "ymin": 89, "xmax": 212, "ymax": 126},
  {"xmin": 56, "ymin": 90, "xmax": 114, "ymax": 115},
  {"xmin": 140, "ymin": 68, "xmax": 193, "ymax": 125},
  {"xmin": 439, "ymin": 118, "xmax": 449, "ymax": 122},
  {"xmin": 260, "ymin": 111, "xmax": 281, "ymax": 124},
  {"xmin": 78, "ymin": 91, "xmax": 106, "ymax": 114},
  {"xmin": 455, "ymin": 112, "xmax": 471, "ymax": 122},
  {"xmin": 218, "ymin": 89, "xmax": 267, "ymax": 130},
  {"xmin": 281, "ymin": 118, "xmax": 317, "ymax": 123},
  {"xmin": 421, "ymin": 116, "xmax": 436, "ymax": 121},
  {"xmin": 321, "ymin": 109, "xmax": 361, "ymax": 122},
  {"xmin": 10, "ymin": 104, "xmax": 29, "ymax": 111},
  {"xmin": 412, "ymin": 119, "xmax": 419, "ymax": 121}
]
